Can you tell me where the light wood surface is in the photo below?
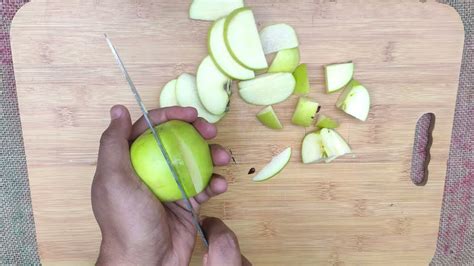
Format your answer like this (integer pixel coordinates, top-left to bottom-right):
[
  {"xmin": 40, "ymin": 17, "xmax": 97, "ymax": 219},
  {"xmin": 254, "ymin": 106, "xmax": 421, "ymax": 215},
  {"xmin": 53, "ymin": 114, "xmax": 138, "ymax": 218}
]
[{"xmin": 11, "ymin": 0, "xmax": 464, "ymax": 264}]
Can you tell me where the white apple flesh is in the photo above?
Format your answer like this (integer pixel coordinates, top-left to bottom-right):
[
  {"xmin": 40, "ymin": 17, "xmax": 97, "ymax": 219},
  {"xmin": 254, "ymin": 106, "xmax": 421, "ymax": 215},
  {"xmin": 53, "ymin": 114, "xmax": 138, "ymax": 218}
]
[
  {"xmin": 336, "ymin": 80, "xmax": 370, "ymax": 121},
  {"xmin": 325, "ymin": 62, "xmax": 354, "ymax": 93},
  {"xmin": 238, "ymin": 73, "xmax": 295, "ymax": 105},
  {"xmin": 260, "ymin": 23, "xmax": 299, "ymax": 54},
  {"xmin": 320, "ymin": 128, "xmax": 351, "ymax": 161},
  {"xmin": 159, "ymin": 79, "xmax": 178, "ymax": 108},
  {"xmin": 253, "ymin": 147, "xmax": 292, "ymax": 182},
  {"xmin": 189, "ymin": 0, "xmax": 244, "ymax": 21},
  {"xmin": 268, "ymin": 47, "xmax": 300, "ymax": 73},
  {"xmin": 256, "ymin": 106, "xmax": 283, "ymax": 129},
  {"xmin": 301, "ymin": 132, "xmax": 326, "ymax": 164},
  {"xmin": 196, "ymin": 56, "xmax": 231, "ymax": 115}
]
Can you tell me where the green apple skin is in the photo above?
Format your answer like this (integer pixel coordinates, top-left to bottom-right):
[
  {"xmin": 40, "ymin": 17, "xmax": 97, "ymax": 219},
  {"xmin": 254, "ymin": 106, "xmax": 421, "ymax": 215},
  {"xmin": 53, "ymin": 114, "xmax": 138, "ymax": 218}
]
[
  {"xmin": 257, "ymin": 106, "xmax": 283, "ymax": 129},
  {"xmin": 291, "ymin": 97, "xmax": 319, "ymax": 127},
  {"xmin": 293, "ymin": 64, "xmax": 310, "ymax": 95},
  {"xmin": 130, "ymin": 120, "xmax": 213, "ymax": 202},
  {"xmin": 268, "ymin": 47, "xmax": 300, "ymax": 73},
  {"xmin": 315, "ymin": 114, "xmax": 339, "ymax": 129}
]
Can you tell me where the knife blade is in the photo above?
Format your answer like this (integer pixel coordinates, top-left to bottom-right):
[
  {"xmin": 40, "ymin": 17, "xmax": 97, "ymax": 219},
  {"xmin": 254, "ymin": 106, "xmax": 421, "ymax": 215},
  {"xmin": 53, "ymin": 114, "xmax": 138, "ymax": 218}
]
[{"xmin": 104, "ymin": 34, "xmax": 209, "ymax": 248}]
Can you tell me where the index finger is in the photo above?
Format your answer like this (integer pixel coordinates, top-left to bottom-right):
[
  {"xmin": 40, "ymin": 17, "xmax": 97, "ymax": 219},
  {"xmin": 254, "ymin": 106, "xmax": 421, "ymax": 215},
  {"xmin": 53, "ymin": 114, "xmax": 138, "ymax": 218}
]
[{"xmin": 131, "ymin": 106, "xmax": 198, "ymax": 140}]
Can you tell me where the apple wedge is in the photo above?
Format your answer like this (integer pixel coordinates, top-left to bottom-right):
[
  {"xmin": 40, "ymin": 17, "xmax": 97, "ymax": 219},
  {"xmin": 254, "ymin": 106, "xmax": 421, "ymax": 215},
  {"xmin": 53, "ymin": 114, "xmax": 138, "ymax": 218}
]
[
  {"xmin": 301, "ymin": 132, "xmax": 326, "ymax": 164},
  {"xmin": 197, "ymin": 56, "xmax": 231, "ymax": 115},
  {"xmin": 238, "ymin": 73, "xmax": 295, "ymax": 105},
  {"xmin": 208, "ymin": 17, "xmax": 255, "ymax": 80},
  {"xmin": 315, "ymin": 114, "xmax": 339, "ymax": 129},
  {"xmin": 260, "ymin": 23, "xmax": 299, "ymax": 54},
  {"xmin": 224, "ymin": 8, "xmax": 268, "ymax": 70},
  {"xmin": 176, "ymin": 73, "xmax": 224, "ymax": 123},
  {"xmin": 291, "ymin": 97, "xmax": 319, "ymax": 127},
  {"xmin": 325, "ymin": 62, "xmax": 354, "ymax": 93},
  {"xmin": 320, "ymin": 128, "xmax": 351, "ymax": 162},
  {"xmin": 189, "ymin": 0, "xmax": 244, "ymax": 21},
  {"xmin": 268, "ymin": 47, "xmax": 300, "ymax": 73},
  {"xmin": 336, "ymin": 80, "xmax": 370, "ymax": 121},
  {"xmin": 253, "ymin": 147, "xmax": 292, "ymax": 182},
  {"xmin": 159, "ymin": 79, "xmax": 178, "ymax": 108},
  {"xmin": 257, "ymin": 106, "xmax": 283, "ymax": 129},
  {"xmin": 293, "ymin": 64, "xmax": 310, "ymax": 95}
]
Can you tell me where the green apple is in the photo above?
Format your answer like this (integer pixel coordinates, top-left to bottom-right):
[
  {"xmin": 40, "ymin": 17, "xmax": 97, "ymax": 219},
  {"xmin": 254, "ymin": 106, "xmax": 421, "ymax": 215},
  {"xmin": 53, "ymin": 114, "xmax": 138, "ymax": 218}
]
[
  {"xmin": 259, "ymin": 23, "xmax": 299, "ymax": 54},
  {"xmin": 208, "ymin": 17, "xmax": 255, "ymax": 80},
  {"xmin": 130, "ymin": 120, "xmax": 213, "ymax": 202},
  {"xmin": 159, "ymin": 79, "xmax": 178, "ymax": 108},
  {"xmin": 189, "ymin": 0, "xmax": 244, "ymax": 21},
  {"xmin": 253, "ymin": 147, "xmax": 291, "ymax": 182},
  {"xmin": 256, "ymin": 106, "xmax": 283, "ymax": 129},
  {"xmin": 224, "ymin": 8, "xmax": 268, "ymax": 70},
  {"xmin": 176, "ymin": 73, "xmax": 224, "ymax": 123},
  {"xmin": 336, "ymin": 80, "xmax": 370, "ymax": 121},
  {"xmin": 325, "ymin": 62, "xmax": 354, "ymax": 93},
  {"xmin": 291, "ymin": 97, "xmax": 319, "ymax": 127},
  {"xmin": 293, "ymin": 64, "xmax": 310, "ymax": 95},
  {"xmin": 197, "ymin": 56, "xmax": 231, "ymax": 115},
  {"xmin": 238, "ymin": 73, "xmax": 295, "ymax": 105},
  {"xmin": 268, "ymin": 47, "xmax": 300, "ymax": 73},
  {"xmin": 301, "ymin": 131, "xmax": 326, "ymax": 164},
  {"xmin": 315, "ymin": 114, "xmax": 339, "ymax": 129},
  {"xmin": 320, "ymin": 128, "xmax": 351, "ymax": 162}
]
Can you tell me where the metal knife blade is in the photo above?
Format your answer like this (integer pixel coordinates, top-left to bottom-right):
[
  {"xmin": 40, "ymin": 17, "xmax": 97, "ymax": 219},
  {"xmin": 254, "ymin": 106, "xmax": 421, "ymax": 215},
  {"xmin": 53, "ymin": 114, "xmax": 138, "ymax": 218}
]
[{"xmin": 104, "ymin": 34, "xmax": 209, "ymax": 248}]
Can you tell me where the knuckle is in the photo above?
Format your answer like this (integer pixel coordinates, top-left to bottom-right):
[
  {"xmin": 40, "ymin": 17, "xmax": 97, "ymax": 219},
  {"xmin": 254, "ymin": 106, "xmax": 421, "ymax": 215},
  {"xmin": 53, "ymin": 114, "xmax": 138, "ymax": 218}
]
[{"xmin": 214, "ymin": 231, "xmax": 239, "ymax": 249}]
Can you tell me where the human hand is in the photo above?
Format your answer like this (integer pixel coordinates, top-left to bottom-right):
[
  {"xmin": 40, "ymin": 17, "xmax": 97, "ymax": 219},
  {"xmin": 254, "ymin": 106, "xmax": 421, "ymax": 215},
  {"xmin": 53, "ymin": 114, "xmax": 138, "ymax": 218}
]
[{"xmin": 92, "ymin": 105, "xmax": 231, "ymax": 265}]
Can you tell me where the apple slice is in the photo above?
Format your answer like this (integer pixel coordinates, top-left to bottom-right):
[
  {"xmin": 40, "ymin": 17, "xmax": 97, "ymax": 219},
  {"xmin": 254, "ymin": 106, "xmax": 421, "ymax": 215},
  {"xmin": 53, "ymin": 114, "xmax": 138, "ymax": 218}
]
[
  {"xmin": 293, "ymin": 64, "xmax": 310, "ymax": 95},
  {"xmin": 257, "ymin": 106, "xmax": 283, "ymax": 129},
  {"xmin": 315, "ymin": 114, "xmax": 339, "ymax": 129},
  {"xmin": 260, "ymin": 23, "xmax": 299, "ymax": 54},
  {"xmin": 197, "ymin": 56, "xmax": 231, "ymax": 115},
  {"xmin": 336, "ymin": 80, "xmax": 370, "ymax": 121},
  {"xmin": 268, "ymin": 47, "xmax": 300, "ymax": 73},
  {"xmin": 301, "ymin": 132, "xmax": 326, "ymax": 164},
  {"xmin": 209, "ymin": 18, "xmax": 255, "ymax": 80},
  {"xmin": 325, "ymin": 62, "xmax": 354, "ymax": 93},
  {"xmin": 224, "ymin": 8, "xmax": 268, "ymax": 70},
  {"xmin": 238, "ymin": 73, "xmax": 295, "ymax": 105},
  {"xmin": 189, "ymin": 0, "xmax": 244, "ymax": 21},
  {"xmin": 320, "ymin": 128, "xmax": 351, "ymax": 162},
  {"xmin": 291, "ymin": 97, "xmax": 319, "ymax": 127},
  {"xmin": 159, "ymin": 79, "xmax": 178, "ymax": 108},
  {"xmin": 253, "ymin": 147, "xmax": 292, "ymax": 182},
  {"xmin": 176, "ymin": 73, "xmax": 224, "ymax": 123}
]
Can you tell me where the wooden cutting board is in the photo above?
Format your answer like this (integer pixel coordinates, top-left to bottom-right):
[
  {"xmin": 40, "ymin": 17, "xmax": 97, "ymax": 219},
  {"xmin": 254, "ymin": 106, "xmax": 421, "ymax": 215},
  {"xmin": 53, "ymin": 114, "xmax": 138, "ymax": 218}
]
[{"xmin": 10, "ymin": 0, "xmax": 464, "ymax": 264}]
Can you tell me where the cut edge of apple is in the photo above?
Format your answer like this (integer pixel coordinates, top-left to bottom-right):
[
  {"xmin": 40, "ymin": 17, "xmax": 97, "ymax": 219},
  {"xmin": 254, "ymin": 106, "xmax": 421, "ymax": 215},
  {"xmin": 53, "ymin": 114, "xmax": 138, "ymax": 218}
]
[
  {"xmin": 189, "ymin": 0, "xmax": 244, "ymax": 21},
  {"xmin": 324, "ymin": 62, "xmax": 354, "ymax": 93},
  {"xmin": 253, "ymin": 147, "xmax": 292, "ymax": 182},
  {"xmin": 159, "ymin": 79, "xmax": 178, "ymax": 108},
  {"xmin": 238, "ymin": 73, "xmax": 295, "ymax": 105},
  {"xmin": 315, "ymin": 114, "xmax": 339, "ymax": 129},
  {"xmin": 320, "ymin": 128, "xmax": 351, "ymax": 161},
  {"xmin": 268, "ymin": 47, "xmax": 300, "ymax": 73},
  {"xmin": 291, "ymin": 97, "xmax": 320, "ymax": 127},
  {"xmin": 260, "ymin": 23, "xmax": 299, "ymax": 54},
  {"xmin": 336, "ymin": 80, "xmax": 371, "ymax": 121},
  {"xmin": 256, "ymin": 105, "xmax": 283, "ymax": 129},
  {"xmin": 301, "ymin": 132, "xmax": 326, "ymax": 164}
]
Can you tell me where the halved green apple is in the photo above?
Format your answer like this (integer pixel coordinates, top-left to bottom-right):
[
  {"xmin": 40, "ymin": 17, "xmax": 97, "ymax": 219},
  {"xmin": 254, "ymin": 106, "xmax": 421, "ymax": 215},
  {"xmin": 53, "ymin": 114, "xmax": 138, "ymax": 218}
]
[
  {"xmin": 196, "ymin": 56, "xmax": 231, "ymax": 115},
  {"xmin": 209, "ymin": 17, "xmax": 255, "ymax": 80},
  {"xmin": 224, "ymin": 8, "xmax": 268, "ymax": 70},
  {"xmin": 336, "ymin": 80, "xmax": 370, "ymax": 121},
  {"xmin": 315, "ymin": 114, "xmax": 339, "ymax": 129},
  {"xmin": 291, "ymin": 97, "xmax": 319, "ymax": 127},
  {"xmin": 293, "ymin": 64, "xmax": 310, "ymax": 95},
  {"xmin": 301, "ymin": 131, "xmax": 326, "ymax": 164},
  {"xmin": 320, "ymin": 128, "xmax": 351, "ymax": 162},
  {"xmin": 268, "ymin": 47, "xmax": 300, "ymax": 73},
  {"xmin": 325, "ymin": 62, "xmax": 354, "ymax": 93},
  {"xmin": 238, "ymin": 73, "xmax": 295, "ymax": 105},
  {"xmin": 189, "ymin": 0, "xmax": 244, "ymax": 21},
  {"xmin": 176, "ymin": 73, "xmax": 224, "ymax": 123},
  {"xmin": 256, "ymin": 106, "xmax": 283, "ymax": 129},
  {"xmin": 253, "ymin": 147, "xmax": 292, "ymax": 182},
  {"xmin": 159, "ymin": 79, "xmax": 178, "ymax": 108},
  {"xmin": 259, "ymin": 23, "xmax": 299, "ymax": 54}
]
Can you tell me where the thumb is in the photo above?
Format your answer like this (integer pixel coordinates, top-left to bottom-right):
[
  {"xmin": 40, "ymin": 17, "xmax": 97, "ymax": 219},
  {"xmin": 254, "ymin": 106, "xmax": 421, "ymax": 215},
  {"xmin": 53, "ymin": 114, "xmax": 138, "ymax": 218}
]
[{"xmin": 202, "ymin": 217, "xmax": 242, "ymax": 266}]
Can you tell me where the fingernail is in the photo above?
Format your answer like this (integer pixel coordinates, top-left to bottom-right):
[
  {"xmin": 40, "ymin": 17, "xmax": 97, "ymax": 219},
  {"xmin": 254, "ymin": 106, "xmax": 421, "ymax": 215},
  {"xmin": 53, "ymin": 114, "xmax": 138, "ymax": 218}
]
[{"xmin": 110, "ymin": 106, "xmax": 123, "ymax": 120}]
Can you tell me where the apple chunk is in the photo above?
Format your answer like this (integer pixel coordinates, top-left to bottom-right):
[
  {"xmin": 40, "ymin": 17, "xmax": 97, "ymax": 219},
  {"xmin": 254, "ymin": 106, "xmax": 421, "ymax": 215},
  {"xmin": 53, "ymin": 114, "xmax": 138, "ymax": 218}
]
[
  {"xmin": 224, "ymin": 8, "xmax": 268, "ymax": 70},
  {"xmin": 238, "ymin": 73, "xmax": 295, "ymax": 105},
  {"xmin": 320, "ymin": 128, "xmax": 351, "ymax": 162},
  {"xmin": 209, "ymin": 17, "xmax": 255, "ymax": 80},
  {"xmin": 189, "ymin": 0, "xmax": 244, "ymax": 21},
  {"xmin": 176, "ymin": 73, "xmax": 224, "ymax": 123},
  {"xmin": 257, "ymin": 106, "xmax": 283, "ymax": 129},
  {"xmin": 336, "ymin": 80, "xmax": 370, "ymax": 121},
  {"xmin": 159, "ymin": 79, "xmax": 178, "ymax": 108},
  {"xmin": 253, "ymin": 147, "xmax": 292, "ymax": 182},
  {"xmin": 293, "ymin": 64, "xmax": 310, "ymax": 95},
  {"xmin": 197, "ymin": 56, "xmax": 231, "ymax": 115},
  {"xmin": 301, "ymin": 132, "xmax": 326, "ymax": 164},
  {"xmin": 268, "ymin": 47, "xmax": 300, "ymax": 73},
  {"xmin": 260, "ymin": 23, "xmax": 299, "ymax": 54},
  {"xmin": 315, "ymin": 114, "xmax": 339, "ymax": 129},
  {"xmin": 291, "ymin": 97, "xmax": 319, "ymax": 127},
  {"xmin": 325, "ymin": 62, "xmax": 354, "ymax": 93}
]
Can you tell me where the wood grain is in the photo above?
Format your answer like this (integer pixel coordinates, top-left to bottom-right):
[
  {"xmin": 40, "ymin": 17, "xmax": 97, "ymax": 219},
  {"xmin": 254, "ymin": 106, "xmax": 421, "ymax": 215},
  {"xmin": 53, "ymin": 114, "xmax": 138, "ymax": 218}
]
[{"xmin": 10, "ymin": 0, "xmax": 464, "ymax": 264}]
